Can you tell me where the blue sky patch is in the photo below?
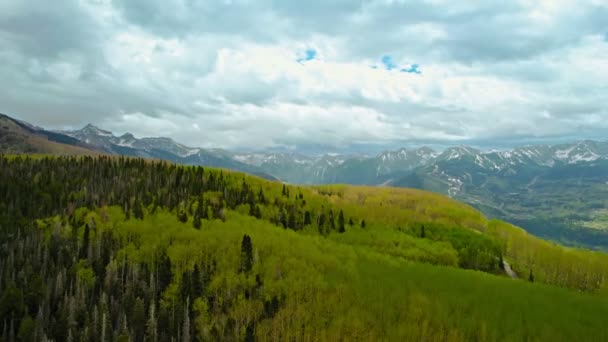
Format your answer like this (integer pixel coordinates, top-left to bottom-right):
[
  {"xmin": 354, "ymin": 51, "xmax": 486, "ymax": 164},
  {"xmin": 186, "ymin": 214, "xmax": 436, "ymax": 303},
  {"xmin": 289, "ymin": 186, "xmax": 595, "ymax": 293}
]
[
  {"xmin": 297, "ymin": 48, "xmax": 317, "ymax": 63},
  {"xmin": 381, "ymin": 55, "xmax": 397, "ymax": 70},
  {"xmin": 376, "ymin": 55, "xmax": 421, "ymax": 74},
  {"xmin": 401, "ymin": 64, "xmax": 421, "ymax": 74}
]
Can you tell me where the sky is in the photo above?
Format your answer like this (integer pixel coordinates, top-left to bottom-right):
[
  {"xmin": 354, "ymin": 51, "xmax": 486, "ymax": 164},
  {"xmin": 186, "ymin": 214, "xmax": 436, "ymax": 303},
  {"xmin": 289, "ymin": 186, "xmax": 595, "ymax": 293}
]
[{"xmin": 1, "ymin": 0, "xmax": 607, "ymax": 152}]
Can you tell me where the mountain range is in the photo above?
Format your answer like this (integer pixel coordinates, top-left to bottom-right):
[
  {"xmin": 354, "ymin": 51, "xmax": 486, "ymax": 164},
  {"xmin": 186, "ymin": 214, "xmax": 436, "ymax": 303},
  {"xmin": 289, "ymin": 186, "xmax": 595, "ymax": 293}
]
[
  {"xmin": 234, "ymin": 142, "xmax": 608, "ymax": 249},
  {"xmin": 1, "ymin": 112, "xmax": 607, "ymax": 249}
]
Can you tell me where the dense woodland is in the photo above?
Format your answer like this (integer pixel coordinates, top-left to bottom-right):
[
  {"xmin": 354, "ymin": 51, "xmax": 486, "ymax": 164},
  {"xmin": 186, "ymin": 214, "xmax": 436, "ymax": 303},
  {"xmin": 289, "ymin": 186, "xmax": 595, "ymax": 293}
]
[{"xmin": 1, "ymin": 155, "xmax": 608, "ymax": 341}]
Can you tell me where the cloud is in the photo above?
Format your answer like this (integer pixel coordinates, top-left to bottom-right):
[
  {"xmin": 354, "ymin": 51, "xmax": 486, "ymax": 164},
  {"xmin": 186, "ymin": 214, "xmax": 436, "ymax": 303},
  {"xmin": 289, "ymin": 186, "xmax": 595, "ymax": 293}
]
[{"xmin": 0, "ymin": 0, "xmax": 607, "ymax": 150}]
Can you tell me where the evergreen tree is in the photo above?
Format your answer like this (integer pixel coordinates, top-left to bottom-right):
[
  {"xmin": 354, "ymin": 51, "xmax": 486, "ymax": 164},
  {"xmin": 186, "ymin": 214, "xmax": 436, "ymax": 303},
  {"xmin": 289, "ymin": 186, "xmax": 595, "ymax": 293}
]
[
  {"xmin": 258, "ymin": 188, "xmax": 266, "ymax": 205},
  {"xmin": 245, "ymin": 323, "xmax": 255, "ymax": 342},
  {"xmin": 249, "ymin": 204, "xmax": 262, "ymax": 219},
  {"xmin": 240, "ymin": 235, "xmax": 254, "ymax": 273},
  {"xmin": 191, "ymin": 265, "xmax": 203, "ymax": 299},
  {"xmin": 80, "ymin": 224, "xmax": 90, "ymax": 259},
  {"xmin": 361, "ymin": 220, "xmax": 366, "ymax": 229},
  {"xmin": 317, "ymin": 213, "xmax": 326, "ymax": 235},
  {"xmin": 328, "ymin": 210, "xmax": 335, "ymax": 231},
  {"xmin": 193, "ymin": 214, "xmax": 201, "ymax": 230},
  {"xmin": 178, "ymin": 209, "xmax": 188, "ymax": 223},
  {"xmin": 421, "ymin": 224, "xmax": 426, "ymax": 238},
  {"xmin": 158, "ymin": 252, "xmax": 173, "ymax": 292},
  {"xmin": 338, "ymin": 210, "xmax": 345, "ymax": 233},
  {"xmin": 529, "ymin": 269, "xmax": 535, "ymax": 283},
  {"xmin": 304, "ymin": 211, "xmax": 312, "ymax": 226},
  {"xmin": 193, "ymin": 198, "xmax": 203, "ymax": 229},
  {"xmin": 288, "ymin": 211, "xmax": 296, "ymax": 230},
  {"xmin": 133, "ymin": 197, "xmax": 144, "ymax": 220}
]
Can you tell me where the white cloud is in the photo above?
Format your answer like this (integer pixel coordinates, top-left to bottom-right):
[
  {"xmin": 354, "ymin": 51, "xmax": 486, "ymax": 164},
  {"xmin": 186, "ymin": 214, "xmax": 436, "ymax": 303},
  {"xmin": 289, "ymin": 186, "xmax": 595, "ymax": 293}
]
[{"xmin": 0, "ymin": 0, "xmax": 607, "ymax": 150}]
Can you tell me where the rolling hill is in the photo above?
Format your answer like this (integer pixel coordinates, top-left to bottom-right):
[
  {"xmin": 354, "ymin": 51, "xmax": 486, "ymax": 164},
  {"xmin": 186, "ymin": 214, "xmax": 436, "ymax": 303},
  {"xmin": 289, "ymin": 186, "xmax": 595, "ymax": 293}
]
[{"xmin": 1, "ymin": 155, "xmax": 608, "ymax": 340}]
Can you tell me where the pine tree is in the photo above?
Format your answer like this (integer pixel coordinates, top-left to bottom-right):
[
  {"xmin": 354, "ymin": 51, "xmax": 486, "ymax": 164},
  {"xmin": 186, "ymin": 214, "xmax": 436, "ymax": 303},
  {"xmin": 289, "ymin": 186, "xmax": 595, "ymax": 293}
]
[
  {"xmin": 249, "ymin": 203, "xmax": 262, "ymax": 219},
  {"xmin": 421, "ymin": 224, "xmax": 426, "ymax": 238},
  {"xmin": 158, "ymin": 252, "xmax": 173, "ymax": 292},
  {"xmin": 328, "ymin": 210, "xmax": 335, "ymax": 231},
  {"xmin": 178, "ymin": 209, "xmax": 188, "ymax": 223},
  {"xmin": 258, "ymin": 188, "xmax": 266, "ymax": 205},
  {"xmin": 529, "ymin": 269, "xmax": 535, "ymax": 283},
  {"xmin": 193, "ymin": 214, "xmax": 201, "ymax": 230},
  {"xmin": 245, "ymin": 323, "xmax": 255, "ymax": 342},
  {"xmin": 338, "ymin": 210, "xmax": 345, "ymax": 233},
  {"xmin": 317, "ymin": 213, "xmax": 326, "ymax": 235},
  {"xmin": 193, "ymin": 199, "xmax": 202, "ymax": 229},
  {"xmin": 288, "ymin": 211, "xmax": 296, "ymax": 230},
  {"xmin": 133, "ymin": 197, "xmax": 144, "ymax": 220},
  {"xmin": 361, "ymin": 220, "xmax": 366, "ymax": 229},
  {"xmin": 240, "ymin": 235, "xmax": 253, "ymax": 273},
  {"xmin": 304, "ymin": 211, "xmax": 311, "ymax": 225},
  {"xmin": 192, "ymin": 265, "xmax": 203, "ymax": 299},
  {"xmin": 80, "ymin": 224, "xmax": 90, "ymax": 259}
]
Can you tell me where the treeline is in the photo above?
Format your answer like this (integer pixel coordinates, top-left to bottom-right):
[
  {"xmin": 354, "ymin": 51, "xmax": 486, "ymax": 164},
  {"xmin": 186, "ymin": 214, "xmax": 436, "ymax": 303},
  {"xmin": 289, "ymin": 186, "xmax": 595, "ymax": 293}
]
[{"xmin": 0, "ymin": 156, "xmax": 353, "ymax": 239}]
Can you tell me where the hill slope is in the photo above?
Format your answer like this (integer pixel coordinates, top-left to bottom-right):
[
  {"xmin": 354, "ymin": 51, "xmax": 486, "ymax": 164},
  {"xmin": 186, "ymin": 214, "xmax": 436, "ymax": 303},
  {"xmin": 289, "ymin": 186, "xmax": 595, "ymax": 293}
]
[
  {"xmin": 233, "ymin": 143, "xmax": 608, "ymax": 250},
  {"xmin": 1, "ymin": 155, "xmax": 608, "ymax": 340},
  {"xmin": 0, "ymin": 113, "xmax": 99, "ymax": 155}
]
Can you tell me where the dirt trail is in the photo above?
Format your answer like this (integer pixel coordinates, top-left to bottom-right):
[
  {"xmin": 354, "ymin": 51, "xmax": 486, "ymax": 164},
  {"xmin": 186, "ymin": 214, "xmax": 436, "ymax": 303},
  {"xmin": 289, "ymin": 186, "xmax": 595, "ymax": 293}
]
[{"xmin": 503, "ymin": 260, "xmax": 518, "ymax": 279}]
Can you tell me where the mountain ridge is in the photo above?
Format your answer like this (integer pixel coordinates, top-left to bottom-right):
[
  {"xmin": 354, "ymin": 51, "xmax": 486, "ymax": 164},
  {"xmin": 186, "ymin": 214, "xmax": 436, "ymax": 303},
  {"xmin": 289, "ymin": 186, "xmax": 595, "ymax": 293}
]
[
  {"xmin": 3, "ymin": 113, "xmax": 607, "ymax": 249},
  {"xmin": 57, "ymin": 122, "xmax": 277, "ymax": 180}
]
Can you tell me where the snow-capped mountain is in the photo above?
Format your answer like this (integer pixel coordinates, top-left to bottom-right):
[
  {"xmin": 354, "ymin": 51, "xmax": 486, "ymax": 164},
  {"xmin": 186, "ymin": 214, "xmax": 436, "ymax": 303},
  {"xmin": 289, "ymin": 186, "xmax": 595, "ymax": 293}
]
[
  {"xmin": 375, "ymin": 147, "xmax": 439, "ymax": 175},
  {"xmin": 61, "ymin": 124, "xmax": 275, "ymax": 179},
  {"xmin": 63, "ymin": 124, "xmax": 201, "ymax": 157},
  {"xmin": 61, "ymin": 123, "xmax": 608, "ymax": 202},
  {"xmin": 230, "ymin": 141, "xmax": 608, "ymax": 188}
]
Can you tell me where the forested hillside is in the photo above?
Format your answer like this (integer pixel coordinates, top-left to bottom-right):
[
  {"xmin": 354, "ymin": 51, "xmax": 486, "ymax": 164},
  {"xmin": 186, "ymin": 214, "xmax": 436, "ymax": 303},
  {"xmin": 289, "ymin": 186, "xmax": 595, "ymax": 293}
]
[{"xmin": 1, "ymin": 155, "xmax": 608, "ymax": 341}]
